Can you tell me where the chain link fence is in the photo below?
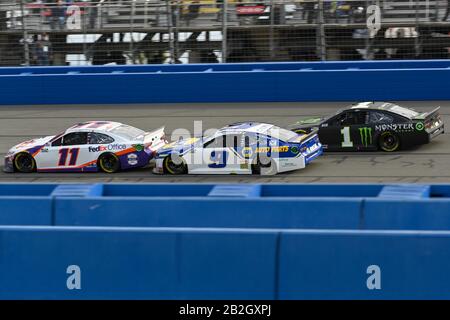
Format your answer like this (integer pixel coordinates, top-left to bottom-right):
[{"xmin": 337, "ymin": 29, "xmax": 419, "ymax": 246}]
[{"xmin": 0, "ymin": 0, "xmax": 449, "ymax": 66}]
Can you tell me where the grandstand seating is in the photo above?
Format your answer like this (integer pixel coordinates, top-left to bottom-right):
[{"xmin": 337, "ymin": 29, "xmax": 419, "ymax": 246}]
[{"xmin": 7, "ymin": 0, "xmax": 449, "ymax": 31}]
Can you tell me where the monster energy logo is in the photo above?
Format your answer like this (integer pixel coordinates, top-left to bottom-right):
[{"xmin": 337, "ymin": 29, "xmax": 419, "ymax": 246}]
[{"xmin": 359, "ymin": 127, "xmax": 372, "ymax": 147}]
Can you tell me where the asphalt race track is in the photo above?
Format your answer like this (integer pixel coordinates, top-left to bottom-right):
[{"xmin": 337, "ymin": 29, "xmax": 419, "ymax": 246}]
[{"xmin": 0, "ymin": 101, "xmax": 449, "ymax": 183}]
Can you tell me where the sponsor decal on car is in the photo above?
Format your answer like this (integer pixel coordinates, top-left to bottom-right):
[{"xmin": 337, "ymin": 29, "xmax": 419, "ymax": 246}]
[
  {"xmin": 359, "ymin": 127, "xmax": 373, "ymax": 147},
  {"xmin": 255, "ymin": 146, "xmax": 289, "ymax": 153},
  {"xmin": 241, "ymin": 147, "xmax": 253, "ymax": 158},
  {"xmin": 133, "ymin": 144, "xmax": 144, "ymax": 152},
  {"xmin": 415, "ymin": 122, "xmax": 424, "ymax": 131},
  {"xmin": 375, "ymin": 123, "xmax": 414, "ymax": 132},
  {"xmin": 89, "ymin": 146, "xmax": 107, "ymax": 152},
  {"xmin": 127, "ymin": 153, "xmax": 138, "ymax": 165},
  {"xmin": 240, "ymin": 162, "xmax": 249, "ymax": 169},
  {"xmin": 89, "ymin": 144, "xmax": 127, "ymax": 152}
]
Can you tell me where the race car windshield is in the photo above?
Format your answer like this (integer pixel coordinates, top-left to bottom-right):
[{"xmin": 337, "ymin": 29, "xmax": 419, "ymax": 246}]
[
  {"xmin": 383, "ymin": 104, "xmax": 419, "ymax": 118},
  {"xmin": 266, "ymin": 126, "xmax": 298, "ymax": 142},
  {"xmin": 109, "ymin": 125, "xmax": 145, "ymax": 140}
]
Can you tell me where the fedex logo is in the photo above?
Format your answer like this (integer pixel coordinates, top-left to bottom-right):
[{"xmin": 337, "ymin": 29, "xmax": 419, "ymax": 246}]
[
  {"xmin": 88, "ymin": 144, "xmax": 127, "ymax": 152},
  {"xmin": 88, "ymin": 146, "xmax": 107, "ymax": 152}
]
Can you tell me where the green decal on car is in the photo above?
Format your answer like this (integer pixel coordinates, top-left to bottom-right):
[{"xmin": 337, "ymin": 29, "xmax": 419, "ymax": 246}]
[
  {"xmin": 415, "ymin": 122, "xmax": 424, "ymax": 131},
  {"xmin": 291, "ymin": 146, "xmax": 299, "ymax": 154},
  {"xmin": 133, "ymin": 144, "xmax": 144, "ymax": 152},
  {"xmin": 359, "ymin": 127, "xmax": 372, "ymax": 147}
]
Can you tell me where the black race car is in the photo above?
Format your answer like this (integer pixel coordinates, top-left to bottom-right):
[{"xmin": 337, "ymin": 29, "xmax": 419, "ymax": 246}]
[{"xmin": 290, "ymin": 102, "xmax": 444, "ymax": 152}]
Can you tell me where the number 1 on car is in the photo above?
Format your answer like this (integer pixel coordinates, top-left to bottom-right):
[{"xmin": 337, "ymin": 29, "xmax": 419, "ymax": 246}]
[{"xmin": 341, "ymin": 126, "xmax": 354, "ymax": 147}]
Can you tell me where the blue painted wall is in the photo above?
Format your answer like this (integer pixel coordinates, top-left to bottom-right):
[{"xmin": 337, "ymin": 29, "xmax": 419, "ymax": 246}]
[
  {"xmin": 54, "ymin": 197, "xmax": 362, "ymax": 229},
  {"xmin": 1, "ymin": 183, "xmax": 450, "ymax": 230},
  {"xmin": 0, "ymin": 226, "xmax": 278, "ymax": 299},
  {"xmin": 1, "ymin": 226, "xmax": 450, "ymax": 299},
  {"xmin": 278, "ymin": 229, "xmax": 450, "ymax": 299},
  {"xmin": 1, "ymin": 60, "xmax": 450, "ymax": 104},
  {"xmin": 1, "ymin": 183, "xmax": 450, "ymax": 298}
]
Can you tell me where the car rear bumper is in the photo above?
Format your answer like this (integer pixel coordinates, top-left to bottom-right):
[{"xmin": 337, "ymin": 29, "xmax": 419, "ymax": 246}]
[
  {"xmin": 305, "ymin": 147, "xmax": 323, "ymax": 165},
  {"xmin": 428, "ymin": 123, "xmax": 444, "ymax": 141}
]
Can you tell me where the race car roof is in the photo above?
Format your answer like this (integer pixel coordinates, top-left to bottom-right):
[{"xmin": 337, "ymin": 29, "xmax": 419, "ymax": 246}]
[
  {"xmin": 348, "ymin": 102, "xmax": 419, "ymax": 119},
  {"xmin": 66, "ymin": 121, "xmax": 123, "ymax": 133},
  {"xmin": 219, "ymin": 122, "xmax": 275, "ymax": 134},
  {"xmin": 217, "ymin": 122, "xmax": 298, "ymax": 141}
]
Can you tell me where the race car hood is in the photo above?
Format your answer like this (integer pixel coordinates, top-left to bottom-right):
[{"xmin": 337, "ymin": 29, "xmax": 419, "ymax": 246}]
[
  {"xmin": 157, "ymin": 137, "xmax": 201, "ymax": 156},
  {"xmin": 289, "ymin": 117, "xmax": 325, "ymax": 131},
  {"xmin": 8, "ymin": 135, "xmax": 55, "ymax": 155}
]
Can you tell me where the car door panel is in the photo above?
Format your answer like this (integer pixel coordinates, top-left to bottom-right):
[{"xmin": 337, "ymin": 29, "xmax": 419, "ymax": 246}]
[{"xmin": 37, "ymin": 132, "xmax": 91, "ymax": 170}]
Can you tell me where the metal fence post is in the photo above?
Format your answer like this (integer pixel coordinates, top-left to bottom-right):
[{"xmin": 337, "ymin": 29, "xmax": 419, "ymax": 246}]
[
  {"xmin": 414, "ymin": 0, "xmax": 420, "ymax": 57},
  {"xmin": 19, "ymin": 0, "xmax": 30, "ymax": 66},
  {"xmin": 317, "ymin": 0, "xmax": 326, "ymax": 60},
  {"xmin": 222, "ymin": 0, "xmax": 228, "ymax": 63},
  {"xmin": 129, "ymin": 0, "xmax": 136, "ymax": 64},
  {"xmin": 82, "ymin": 4, "xmax": 87, "ymax": 66},
  {"xmin": 269, "ymin": 0, "xmax": 275, "ymax": 60},
  {"xmin": 166, "ymin": 0, "xmax": 175, "ymax": 63}
]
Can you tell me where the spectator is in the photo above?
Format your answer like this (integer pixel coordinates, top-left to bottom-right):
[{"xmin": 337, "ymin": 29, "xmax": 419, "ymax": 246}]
[
  {"xmin": 171, "ymin": 0, "xmax": 181, "ymax": 27},
  {"xmin": 199, "ymin": 50, "xmax": 218, "ymax": 63},
  {"xmin": 50, "ymin": 0, "xmax": 66, "ymax": 30},
  {"xmin": 89, "ymin": 0, "xmax": 100, "ymax": 29},
  {"xmin": 302, "ymin": 0, "xmax": 316, "ymax": 24},
  {"xmin": 443, "ymin": 0, "xmax": 450, "ymax": 21},
  {"xmin": 33, "ymin": 33, "xmax": 52, "ymax": 66},
  {"xmin": 184, "ymin": 0, "xmax": 200, "ymax": 26}
]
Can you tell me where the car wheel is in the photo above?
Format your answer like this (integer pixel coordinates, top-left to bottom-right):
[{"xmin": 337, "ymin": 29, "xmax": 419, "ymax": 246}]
[
  {"xmin": 14, "ymin": 152, "xmax": 36, "ymax": 173},
  {"xmin": 251, "ymin": 156, "xmax": 277, "ymax": 175},
  {"xmin": 378, "ymin": 132, "xmax": 400, "ymax": 152},
  {"xmin": 98, "ymin": 153, "xmax": 121, "ymax": 173},
  {"xmin": 163, "ymin": 155, "xmax": 187, "ymax": 174}
]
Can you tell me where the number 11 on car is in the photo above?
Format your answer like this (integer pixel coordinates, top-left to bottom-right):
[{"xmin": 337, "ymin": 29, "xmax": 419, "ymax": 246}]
[{"xmin": 58, "ymin": 148, "xmax": 79, "ymax": 166}]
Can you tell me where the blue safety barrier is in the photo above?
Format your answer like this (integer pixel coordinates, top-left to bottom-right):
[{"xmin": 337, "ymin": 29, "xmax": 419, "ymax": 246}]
[
  {"xmin": 278, "ymin": 229, "xmax": 450, "ymax": 299},
  {"xmin": 2, "ymin": 226, "xmax": 450, "ymax": 299},
  {"xmin": 0, "ymin": 184, "xmax": 57, "ymax": 225},
  {"xmin": 1, "ymin": 60, "xmax": 450, "ymax": 104},
  {"xmin": 2, "ymin": 183, "xmax": 450, "ymax": 230},
  {"xmin": 54, "ymin": 197, "xmax": 362, "ymax": 229},
  {"xmin": 1, "ymin": 183, "xmax": 450, "ymax": 298},
  {"xmin": 0, "ymin": 226, "xmax": 278, "ymax": 299}
]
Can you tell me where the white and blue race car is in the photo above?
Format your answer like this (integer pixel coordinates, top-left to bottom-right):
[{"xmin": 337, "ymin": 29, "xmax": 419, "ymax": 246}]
[{"xmin": 153, "ymin": 122, "xmax": 323, "ymax": 175}]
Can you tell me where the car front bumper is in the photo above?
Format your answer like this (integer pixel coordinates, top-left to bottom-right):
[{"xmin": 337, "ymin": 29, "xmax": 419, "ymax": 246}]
[
  {"xmin": 3, "ymin": 155, "xmax": 14, "ymax": 173},
  {"xmin": 152, "ymin": 158, "xmax": 165, "ymax": 174}
]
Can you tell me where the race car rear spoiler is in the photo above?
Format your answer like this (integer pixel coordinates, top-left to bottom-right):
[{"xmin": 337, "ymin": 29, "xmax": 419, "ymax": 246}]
[
  {"xmin": 413, "ymin": 106, "xmax": 440, "ymax": 121},
  {"xmin": 289, "ymin": 128, "xmax": 319, "ymax": 144},
  {"xmin": 143, "ymin": 126, "xmax": 166, "ymax": 149}
]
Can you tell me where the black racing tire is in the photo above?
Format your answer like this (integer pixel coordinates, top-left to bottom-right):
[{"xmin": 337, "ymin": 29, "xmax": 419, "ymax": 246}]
[
  {"xmin": 251, "ymin": 157, "xmax": 277, "ymax": 175},
  {"xmin": 378, "ymin": 131, "xmax": 400, "ymax": 152},
  {"xmin": 14, "ymin": 152, "xmax": 36, "ymax": 173},
  {"xmin": 98, "ymin": 153, "xmax": 121, "ymax": 173},
  {"xmin": 163, "ymin": 155, "xmax": 187, "ymax": 175}
]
